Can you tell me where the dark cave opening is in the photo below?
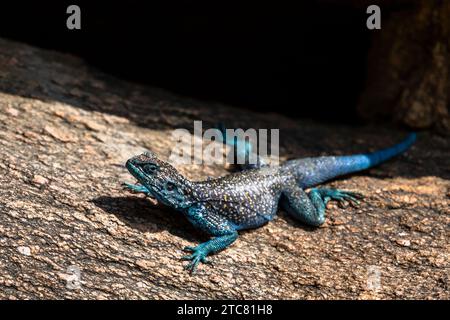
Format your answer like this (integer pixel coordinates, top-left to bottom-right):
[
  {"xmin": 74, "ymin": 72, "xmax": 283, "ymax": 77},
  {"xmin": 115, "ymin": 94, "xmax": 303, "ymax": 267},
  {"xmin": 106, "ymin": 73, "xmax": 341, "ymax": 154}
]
[{"xmin": 0, "ymin": 1, "xmax": 373, "ymax": 123}]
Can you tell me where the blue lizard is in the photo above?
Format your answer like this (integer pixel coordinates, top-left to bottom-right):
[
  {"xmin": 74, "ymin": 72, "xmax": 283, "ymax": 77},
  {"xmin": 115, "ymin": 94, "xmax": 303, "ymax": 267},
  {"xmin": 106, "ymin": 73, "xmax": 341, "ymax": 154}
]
[{"xmin": 124, "ymin": 132, "xmax": 416, "ymax": 273}]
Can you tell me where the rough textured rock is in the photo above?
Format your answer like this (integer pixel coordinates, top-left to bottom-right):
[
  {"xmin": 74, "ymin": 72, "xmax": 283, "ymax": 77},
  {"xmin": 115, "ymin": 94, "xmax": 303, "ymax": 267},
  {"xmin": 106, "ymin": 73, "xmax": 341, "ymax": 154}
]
[
  {"xmin": 357, "ymin": 0, "xmax": 450, "ymax": 132},
  {"xmin": 0, "ymin": 38, "xmax": 449, "ymax": 299}
]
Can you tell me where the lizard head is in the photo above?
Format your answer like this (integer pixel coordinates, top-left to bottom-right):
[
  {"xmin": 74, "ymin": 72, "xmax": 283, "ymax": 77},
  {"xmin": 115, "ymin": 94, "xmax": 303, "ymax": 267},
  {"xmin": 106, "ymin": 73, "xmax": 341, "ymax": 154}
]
[{"xmin": 126, "ymin": 151, "xmax": 195, "ymax": 209}]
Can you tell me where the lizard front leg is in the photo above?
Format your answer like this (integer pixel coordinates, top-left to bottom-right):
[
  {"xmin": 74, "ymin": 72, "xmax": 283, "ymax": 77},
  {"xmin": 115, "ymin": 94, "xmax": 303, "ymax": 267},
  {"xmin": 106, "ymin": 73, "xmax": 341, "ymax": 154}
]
[
  {"xmin": 181, "ymin": 232, "xmax": 238, "ymax": 273},
  {"xmin": 122, "ymin": 182, "xmax": 151, "ymax": 195},
  {"xmin": 216, "ymin": 123, "xmax": 267, "ymax": 170},
  {"xmin": 181, "ymin": 204, "xmax": 239, "ymax": 273}
]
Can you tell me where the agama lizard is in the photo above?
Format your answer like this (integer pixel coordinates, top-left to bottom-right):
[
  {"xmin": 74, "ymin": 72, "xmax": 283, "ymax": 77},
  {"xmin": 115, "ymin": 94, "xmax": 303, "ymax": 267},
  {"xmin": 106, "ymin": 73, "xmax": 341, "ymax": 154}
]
[{"xmin": 124, "ymin": 132, "xmax": 416, "ymax": 273}]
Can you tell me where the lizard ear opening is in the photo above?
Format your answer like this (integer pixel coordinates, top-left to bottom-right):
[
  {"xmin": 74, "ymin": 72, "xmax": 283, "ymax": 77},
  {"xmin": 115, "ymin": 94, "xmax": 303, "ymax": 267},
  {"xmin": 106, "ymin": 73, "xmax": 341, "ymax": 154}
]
[{"xmin": 166, "ymin": 181, "xmax": 176, "ymax": 191}]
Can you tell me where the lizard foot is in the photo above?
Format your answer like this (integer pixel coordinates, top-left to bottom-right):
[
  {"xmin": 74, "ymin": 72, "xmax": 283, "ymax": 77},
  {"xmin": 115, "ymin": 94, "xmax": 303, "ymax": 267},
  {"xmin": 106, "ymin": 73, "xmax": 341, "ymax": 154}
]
[
  {"xmin": 316, "ymin": 188, "xmax": 363, "ymax": 207},
  {"xmin": 329, "ymin": 189, "xmax": 363, "ymax": 207},
  {"xmin": 181, "ymin": 246, "xmax": 212, "ymax": 274}
]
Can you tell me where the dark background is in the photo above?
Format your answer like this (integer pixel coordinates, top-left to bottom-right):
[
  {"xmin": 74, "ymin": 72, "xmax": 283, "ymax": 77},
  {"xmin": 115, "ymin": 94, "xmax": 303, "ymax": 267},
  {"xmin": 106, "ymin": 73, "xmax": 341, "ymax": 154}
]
[{"xmin": 0, "ymin": 1, "xmax": 380, "ymax": 123}]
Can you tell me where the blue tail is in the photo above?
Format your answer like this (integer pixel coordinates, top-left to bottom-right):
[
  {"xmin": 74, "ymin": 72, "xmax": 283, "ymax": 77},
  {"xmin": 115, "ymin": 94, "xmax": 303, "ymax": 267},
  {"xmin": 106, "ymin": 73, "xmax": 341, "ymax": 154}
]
[
  {"xmin": 291, "ymin": 133, "xmax": 417, "ymax": 188},
  {"xmin": 348, "ymin": 132, "xmax": 416, "ymax": 169}
]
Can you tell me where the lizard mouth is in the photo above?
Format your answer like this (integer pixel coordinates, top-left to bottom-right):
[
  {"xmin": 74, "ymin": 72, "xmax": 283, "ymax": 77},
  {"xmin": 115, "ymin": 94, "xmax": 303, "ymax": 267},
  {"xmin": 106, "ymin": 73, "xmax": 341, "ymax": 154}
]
[
  {"xmin": 125, "ymin": 159, "xmax": 165, "ymax": 201},
  {"xmin": 126, "ymin": 159, "xmax": 144, "ymax": 180}
]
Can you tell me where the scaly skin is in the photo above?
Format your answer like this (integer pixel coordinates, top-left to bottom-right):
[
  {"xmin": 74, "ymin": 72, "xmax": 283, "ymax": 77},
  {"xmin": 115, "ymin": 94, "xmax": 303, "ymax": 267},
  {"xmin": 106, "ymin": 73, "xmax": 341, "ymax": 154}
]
[{"xmin": 124, "ymin": 133, "xmax": 416, "ymax": 273}]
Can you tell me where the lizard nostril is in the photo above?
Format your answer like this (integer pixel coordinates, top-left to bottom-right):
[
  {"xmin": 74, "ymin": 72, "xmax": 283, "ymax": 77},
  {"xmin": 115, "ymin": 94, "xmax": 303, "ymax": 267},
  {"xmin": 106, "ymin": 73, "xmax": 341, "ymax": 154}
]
[{"xmin": 125, "ymin": 159, "xmax": 136, "ymax": 171}]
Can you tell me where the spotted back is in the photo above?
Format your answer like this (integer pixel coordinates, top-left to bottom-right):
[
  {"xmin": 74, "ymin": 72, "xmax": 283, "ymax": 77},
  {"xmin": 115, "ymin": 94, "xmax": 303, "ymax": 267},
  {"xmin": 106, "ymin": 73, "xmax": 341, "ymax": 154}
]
[{"xmin": 193, "ymin": 167, "xmax": 288, "ymax": 230}]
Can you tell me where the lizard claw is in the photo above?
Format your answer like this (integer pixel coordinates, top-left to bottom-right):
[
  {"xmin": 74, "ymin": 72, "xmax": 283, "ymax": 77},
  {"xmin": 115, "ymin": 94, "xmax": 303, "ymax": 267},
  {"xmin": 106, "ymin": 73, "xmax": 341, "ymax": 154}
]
[
  {"xmin": 348, "ymin": 191, "xmax": 364, "ymax": 199},
  {"xmin": 343, "ymin": 191, "xmax": 364, "ymax": 207}
]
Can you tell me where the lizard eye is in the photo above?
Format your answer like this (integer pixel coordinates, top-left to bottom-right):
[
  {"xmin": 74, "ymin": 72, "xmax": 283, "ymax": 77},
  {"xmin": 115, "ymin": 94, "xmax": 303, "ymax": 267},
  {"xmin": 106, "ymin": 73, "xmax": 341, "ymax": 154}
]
[
  {"xmin": 143, "ymin": 163, "xmax": 158, "ymax": 174},
  {"xmin": 166, "ymin": 182, "xmax": 176, "ymax": 192}
]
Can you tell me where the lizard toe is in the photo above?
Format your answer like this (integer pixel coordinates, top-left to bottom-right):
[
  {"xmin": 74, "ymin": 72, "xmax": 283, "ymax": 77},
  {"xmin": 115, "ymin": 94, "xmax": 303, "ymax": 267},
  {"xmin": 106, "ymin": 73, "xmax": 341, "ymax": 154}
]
[{"xmin": 183, "ymin": 246, "xmax": 196, "ymax": 252}]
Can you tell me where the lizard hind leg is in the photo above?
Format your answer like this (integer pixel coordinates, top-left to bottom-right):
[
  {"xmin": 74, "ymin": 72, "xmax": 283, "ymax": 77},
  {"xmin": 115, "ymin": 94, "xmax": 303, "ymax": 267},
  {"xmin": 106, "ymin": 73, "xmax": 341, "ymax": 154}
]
[
  {"xmin": 281, "ymin": 186, "xmax": 364, "ymax": 227},
  {"xmin": 281, "ymin": 185, "xmax": 327, "ymax": 226}
]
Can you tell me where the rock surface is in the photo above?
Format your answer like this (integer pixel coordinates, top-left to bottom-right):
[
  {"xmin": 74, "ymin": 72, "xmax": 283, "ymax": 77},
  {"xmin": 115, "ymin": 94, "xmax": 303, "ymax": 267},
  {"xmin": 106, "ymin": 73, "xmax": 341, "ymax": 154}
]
[{"xmin": 0, "ymin": 38, "xmax": 448, "ymax": 299}]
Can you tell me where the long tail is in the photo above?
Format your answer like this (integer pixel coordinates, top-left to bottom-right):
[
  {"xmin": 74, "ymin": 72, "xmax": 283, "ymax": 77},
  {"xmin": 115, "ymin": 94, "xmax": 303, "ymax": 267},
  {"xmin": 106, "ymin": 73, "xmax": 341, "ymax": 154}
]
[{"xmin": 293, "ymin": 133, "xmax": 417, "ymax": 188}]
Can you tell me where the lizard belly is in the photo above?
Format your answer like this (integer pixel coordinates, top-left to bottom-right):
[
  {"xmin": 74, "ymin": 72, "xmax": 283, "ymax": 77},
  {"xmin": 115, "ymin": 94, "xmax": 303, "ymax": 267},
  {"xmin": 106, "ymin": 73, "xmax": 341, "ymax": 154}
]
[{"xmin": 231, "ymin": 213, "xmax": 273, "ymax": 230}]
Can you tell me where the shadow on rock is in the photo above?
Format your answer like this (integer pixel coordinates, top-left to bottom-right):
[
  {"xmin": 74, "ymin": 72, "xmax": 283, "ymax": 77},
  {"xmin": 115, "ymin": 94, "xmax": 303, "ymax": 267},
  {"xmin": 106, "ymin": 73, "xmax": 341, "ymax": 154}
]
[{"xmin": 90, "ymin": 196, "xmax": 202, "ymax": 243}]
